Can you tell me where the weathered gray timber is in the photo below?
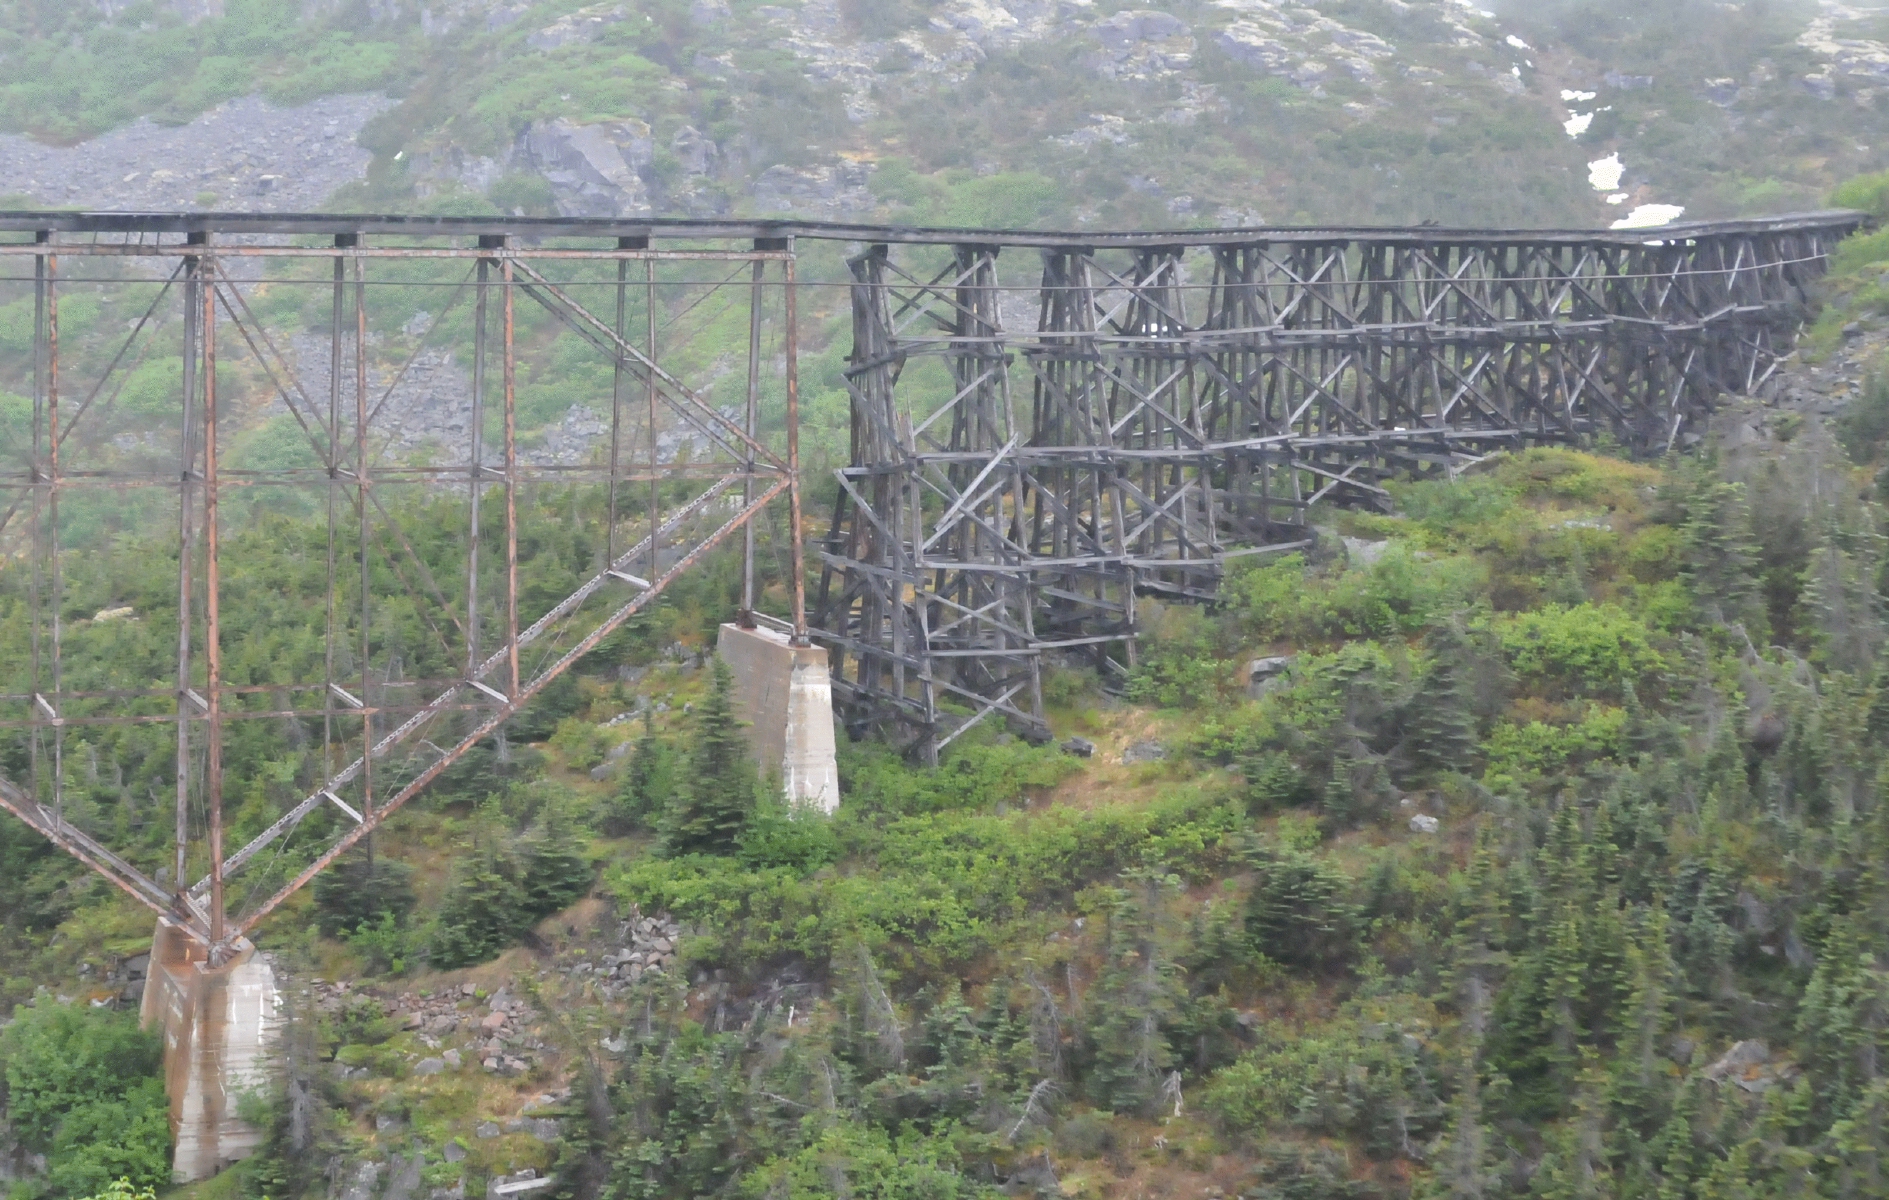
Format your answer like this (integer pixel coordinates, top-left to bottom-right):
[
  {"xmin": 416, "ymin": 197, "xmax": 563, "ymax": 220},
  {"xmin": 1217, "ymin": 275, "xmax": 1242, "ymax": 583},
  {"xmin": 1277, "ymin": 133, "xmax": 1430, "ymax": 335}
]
[{"xmin": 811, "ymin": 215, "xmax": 1865, "ymax": 760}]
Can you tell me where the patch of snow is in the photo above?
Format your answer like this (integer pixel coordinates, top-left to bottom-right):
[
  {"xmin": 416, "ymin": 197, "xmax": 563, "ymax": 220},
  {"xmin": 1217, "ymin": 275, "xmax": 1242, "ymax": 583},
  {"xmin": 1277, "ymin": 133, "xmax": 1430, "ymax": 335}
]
[
  {"xmin": 1798, "ymin": 3, "xmax": 1889, "ymax": 86},
  {"xmin": 1563, "ymin": 112, "xmax": 1593, "ymax": 137},
  {"xmin": 1505, "ymin": 33, "xmax": 1531, "ymax": 50},
  {"xmin": 1611, "ymin": 203, "xmax": 1685, "ymax": 229},
  {"xmin": 1606, "ymin": 192, "xmax": 1629, "ymax": 205},
  {"xmin": 1561, "ymin": 88, "xmax": 1597, "ymax": 101},
  {"xmin": 1588, "ymin": 152, "xmax": 1625, "ymax": 192}
]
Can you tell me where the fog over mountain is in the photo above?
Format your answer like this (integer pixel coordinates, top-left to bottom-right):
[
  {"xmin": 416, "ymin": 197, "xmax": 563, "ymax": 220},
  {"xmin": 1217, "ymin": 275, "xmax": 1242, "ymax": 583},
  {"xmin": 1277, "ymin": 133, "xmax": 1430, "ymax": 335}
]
[{"xmin": 1, "ymin": 0, "xmax": 1883, "ymax": 227}]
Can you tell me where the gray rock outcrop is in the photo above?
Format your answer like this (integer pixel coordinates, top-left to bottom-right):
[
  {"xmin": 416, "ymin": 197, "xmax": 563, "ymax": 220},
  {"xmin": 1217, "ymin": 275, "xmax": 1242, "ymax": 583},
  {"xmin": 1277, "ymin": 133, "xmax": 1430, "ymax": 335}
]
[{"xmin": 514, "ymin": 118, "xmax": 654, "ymax": 218}]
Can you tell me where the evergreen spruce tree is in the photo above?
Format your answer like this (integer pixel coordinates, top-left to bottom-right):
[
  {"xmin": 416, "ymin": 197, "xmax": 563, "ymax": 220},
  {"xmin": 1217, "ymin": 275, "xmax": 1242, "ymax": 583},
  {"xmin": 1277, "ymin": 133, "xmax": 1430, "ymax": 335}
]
[
  {"xmin": 1411, "ymin": 618, "xmax": 1480, "ymax": 778},
  {"xmin": 1650, "ymin": 1078, "xmax": 1703, "ymax": 1200},
  {"xmin": 426, "ymin": 833, "xmax": 530, "ymax": 968},
  {"xmin": 522, "ymin": 797, "xmax": 594, "ymax": 914},
  {"xmin": 607, "ymin": 712, "xmax": 678, "ymax": 836},
  {"xmin": 312, "ymin": 851, "xmax": 416, "ymax": 938},
  {"xmin": 1452, "ymin": 828, "xmax": 1512, "ymax": 1034},
  {"xmin": 1681, "ymin": 475, "xmax": 1764, "ymax": 637},
  {"xmin": 1612, "ymin": 907, "xmax": 1676, "ymax": 1129},
  {"xmin": 662, "ymin": 655, "xmax": 759, "ymax": 857},
  {"xmin": 1085, "ymin": 868, "xmax": 1187, "ymax": 1115},
  {"xmin": 1796, "ymin": 916, "xmax": 1889, "ymax": 1124},
  {"xmin": 1245, "ymin": 850, "xmax": 1357, "ymax": 970}
]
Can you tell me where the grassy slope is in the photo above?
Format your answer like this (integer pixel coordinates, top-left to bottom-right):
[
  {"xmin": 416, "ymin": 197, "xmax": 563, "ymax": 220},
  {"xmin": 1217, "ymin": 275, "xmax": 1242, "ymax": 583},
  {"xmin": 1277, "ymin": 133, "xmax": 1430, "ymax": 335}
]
[{"xmin": 14, "ymin": 423, "xmax": 1889, "ymax": 1196}]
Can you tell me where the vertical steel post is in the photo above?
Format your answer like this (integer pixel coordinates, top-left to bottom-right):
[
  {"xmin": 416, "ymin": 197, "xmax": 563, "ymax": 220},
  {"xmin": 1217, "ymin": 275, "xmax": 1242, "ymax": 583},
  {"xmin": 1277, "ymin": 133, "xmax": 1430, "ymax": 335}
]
[
  {"xmin": 27, "ymin": 235, "xmax": 44, "ymax": 807},
  {"xmin": 174, "ymin": 234, "xmax": 204, "ymax": 900},
  {"xmin": 202, "ymin": 252, "xmax": 225, "ymax": 950},
  {"xmin": 503, "ymin": 255, "xmax": 520, "ymax": 700},
  {"xmin": 785, "ymin": 245, "xmax": 807, "ymax": 643},
  {"xmin": 741, "ymin": 250, "xmax": 764, "ymax": 619},
  {"xmin": 469, "ymin": 240, "xmax": 496, "ymax": 677},
  {"xmin": 355, "ymin": 255, "xmax": 373, "ymax": 815},
  {"xmin": 647, "ymin": 258, "xmax": 659, "ymax": 591},
  {"xmin": 324, "ymin": 239, "xmax": 348, "ymax": 780},
  {"xmin": 609, "ymin": 242, "xmax": 631, "ymax": 567},
  {"xmin": 45, "ymin": 244, "xmax": 63, "ymax": 822}
]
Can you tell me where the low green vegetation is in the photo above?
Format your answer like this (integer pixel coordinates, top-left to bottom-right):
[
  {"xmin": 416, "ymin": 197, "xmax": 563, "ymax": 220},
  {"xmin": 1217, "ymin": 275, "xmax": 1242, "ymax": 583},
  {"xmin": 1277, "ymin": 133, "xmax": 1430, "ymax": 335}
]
[
  {"xmin": 0, "ymin": 1003, "xmax": 170, "ymax": 1199},
  {"xmin": 11, "ymin": 431, "xmax": 1889, "ymax": 1196}
]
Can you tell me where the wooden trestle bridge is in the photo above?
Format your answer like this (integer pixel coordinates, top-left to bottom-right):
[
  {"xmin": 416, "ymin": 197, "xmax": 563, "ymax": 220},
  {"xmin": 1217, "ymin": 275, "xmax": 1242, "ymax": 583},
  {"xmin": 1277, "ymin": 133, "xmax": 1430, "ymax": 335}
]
[
  {"xmin": 816, "ymin": 212, "xmax": 1865, "ymax": 759},
  {"xmin": 0, "ymin": 208, "xmax": 1864, "ymax": 960}
]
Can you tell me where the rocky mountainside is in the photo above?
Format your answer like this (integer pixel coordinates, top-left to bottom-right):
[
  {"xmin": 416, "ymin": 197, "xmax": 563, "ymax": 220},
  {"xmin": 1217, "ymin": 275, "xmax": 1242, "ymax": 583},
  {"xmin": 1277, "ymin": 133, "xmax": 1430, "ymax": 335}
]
[{"xmin": 0, "ymin": 0, "xmax": 1885, "ymax": 229}]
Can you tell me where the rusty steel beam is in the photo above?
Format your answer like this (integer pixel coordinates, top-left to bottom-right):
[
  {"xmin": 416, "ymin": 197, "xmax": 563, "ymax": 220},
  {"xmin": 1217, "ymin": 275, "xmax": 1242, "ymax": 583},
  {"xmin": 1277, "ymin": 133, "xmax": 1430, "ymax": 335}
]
[
  {"xmin": 0, "ymin": 208, "xmax": 1865, "ymax": 248},
  {"xmin": 229, "ymin": 478, "xmax": 787, "ymax": 941},
  {"xmin": 0, "ymin": 222, "xmax": 797, "ymax": 964}
]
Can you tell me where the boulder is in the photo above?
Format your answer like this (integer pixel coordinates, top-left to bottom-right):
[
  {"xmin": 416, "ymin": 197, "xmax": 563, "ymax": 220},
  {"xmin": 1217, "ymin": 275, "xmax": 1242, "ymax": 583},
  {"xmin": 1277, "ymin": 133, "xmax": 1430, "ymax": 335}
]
[
  {"xmin": 670, "ymin": 126, "xmax": 717, "ymax": 177},
  {"xmin": 1246, "ymin": 656, "xmax": 1291, "ymax": 699},
  {"xmin": 1122, "ymin": 740, "xmax": 1166, "ymax": 765},
  {"xmin": 505, "ymin": 1117, "xmax": 563, "ymax": 1141},
  {"xmin": 1703, "ymin": 1040, "xmax": 1772, "ymax": 1091},
  {"xmin": 513, "ymin": 119, "xmax": 653, "ymax": 218}
]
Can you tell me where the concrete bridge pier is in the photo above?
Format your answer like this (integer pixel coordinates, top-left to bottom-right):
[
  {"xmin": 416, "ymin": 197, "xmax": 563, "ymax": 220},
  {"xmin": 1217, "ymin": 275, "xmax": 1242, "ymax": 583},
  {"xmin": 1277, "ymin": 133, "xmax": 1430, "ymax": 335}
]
[
  {"xmin": 716, "ymin": 619, "xmax": 842, "ymax": 811},
  {"xmin": 140, "ymin": 919, "xmax": 283, "ymax": 1183}
]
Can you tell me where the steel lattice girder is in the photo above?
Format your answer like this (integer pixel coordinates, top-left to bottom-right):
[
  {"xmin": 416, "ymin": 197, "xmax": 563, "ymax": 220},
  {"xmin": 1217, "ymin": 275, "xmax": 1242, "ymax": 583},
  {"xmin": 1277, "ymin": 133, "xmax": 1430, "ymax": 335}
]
[
  {"xmin": 813, "ymin": 218, "xmax": 1858, "ymax": 759},
  {"xmin": 0, "ymin": 222, "xmax": 806, "ymax": 962}
]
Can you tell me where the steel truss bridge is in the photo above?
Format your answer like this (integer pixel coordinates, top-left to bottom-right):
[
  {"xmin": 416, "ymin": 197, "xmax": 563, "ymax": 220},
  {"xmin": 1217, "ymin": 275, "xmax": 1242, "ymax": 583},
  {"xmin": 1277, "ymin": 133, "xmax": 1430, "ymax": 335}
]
[{"xmin": 0, "ymin": 209, "xmax": 1863, "ymax": 961}]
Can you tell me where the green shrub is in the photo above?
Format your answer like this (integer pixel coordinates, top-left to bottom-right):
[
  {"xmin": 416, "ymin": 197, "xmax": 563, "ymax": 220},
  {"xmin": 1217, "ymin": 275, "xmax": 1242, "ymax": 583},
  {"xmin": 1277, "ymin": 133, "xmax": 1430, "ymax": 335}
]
[
  {"xmin": 1837, "ymin": 377, "xmax": 1889, "ymax": 465},
  {"xmin": 1390, "ymin": 474, "xmax": 1520, "ymax": 539},
  {"xmin": 0, "ymin": 1003, "xmax": 170, "ymax": 1196},
  {"xmin": 1493, "ymin": 603, "xmax": 1663, "ymax": 699},
  {"xmin": 842, "ymin": 738, "xmax": 1079, "ymax": 815},
  {"xmin": 1203, "ymin": 1020, "xmax": 1439, "ymax": 1158},
  {"xmin": 549, "ymin": 716, "xmax": 611, "ymax": 770},
  {"xmin": 70, "ymin": 1180, "xmax": 158, "ymax": 1200},
  {"xmin": 343, "ymin": 911, "xmax": 415, "ymax": 976},
  {"xmin": 1482, "ymin": 705, "xmax": 1630, "ymax": 792},
  {"xmin": 1228, "ymin": 547, "xmax": 1482, "ymax": 645},
  {"xmin": 1125, "ymin": 603, "xmax": 1225, "ymax": 709},
  {"xmin": 1833, "ymin": 169, "xmax": 1889, "ymax": 220},
  {"xmin": 738, "ymin": 794, "xmax": 841, "ymax": 874},
  {"xmin": 738, "ymin": 1120, "xmax": 996, "ymax": 1200}
]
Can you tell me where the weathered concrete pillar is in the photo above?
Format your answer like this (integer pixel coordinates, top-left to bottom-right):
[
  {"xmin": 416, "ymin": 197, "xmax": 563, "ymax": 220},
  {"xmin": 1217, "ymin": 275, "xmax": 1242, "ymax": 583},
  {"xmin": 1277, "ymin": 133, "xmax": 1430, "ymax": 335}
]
[
  {"xmin": 715, "ymin": 620, "xmax": 841, "ymax": 811},
  {"xmin": 140, "ymin": 919, "xmax": 282, "ymax": 1183}
]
